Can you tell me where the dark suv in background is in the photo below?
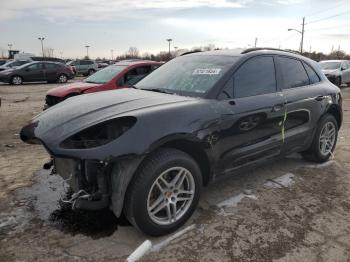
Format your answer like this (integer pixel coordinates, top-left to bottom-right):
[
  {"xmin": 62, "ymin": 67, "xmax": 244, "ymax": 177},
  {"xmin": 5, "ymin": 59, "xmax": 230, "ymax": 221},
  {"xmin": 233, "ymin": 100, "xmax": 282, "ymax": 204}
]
[
  {"xmin": 67, "ymin": 59, "xmax": 98, "ymax": 76},
  {"xmin": 0, "ymin": 61, "xmax": 75, "ymax": 85}
]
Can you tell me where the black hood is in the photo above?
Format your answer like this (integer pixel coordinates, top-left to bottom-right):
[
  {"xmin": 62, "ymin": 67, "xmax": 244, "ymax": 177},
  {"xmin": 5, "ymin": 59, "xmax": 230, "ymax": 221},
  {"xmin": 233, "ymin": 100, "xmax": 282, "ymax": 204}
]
[{"xmin": 21, "ymin": 88, "xmax": 198, "ymax": 145}]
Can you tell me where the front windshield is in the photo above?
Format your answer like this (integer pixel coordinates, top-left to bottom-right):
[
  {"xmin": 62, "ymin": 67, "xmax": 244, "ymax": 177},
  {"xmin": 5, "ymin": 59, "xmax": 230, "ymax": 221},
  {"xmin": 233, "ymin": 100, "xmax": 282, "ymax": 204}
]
[
  {"xmin": 84, "ymin": 65, "xmax": 127, "ymax": 84},
  {"xmin": 135, "ymin": 55, "xmax": 237, "ymax": 95},
  {"xmin": 319, "ymin": 62, "xmax": 341, "ymax": 70}
]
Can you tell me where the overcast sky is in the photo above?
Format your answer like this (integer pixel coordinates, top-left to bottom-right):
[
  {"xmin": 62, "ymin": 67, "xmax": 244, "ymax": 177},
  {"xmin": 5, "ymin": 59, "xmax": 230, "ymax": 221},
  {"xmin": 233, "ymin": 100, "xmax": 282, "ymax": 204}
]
[{"xmin": 0, "ymin": 0, "xmax": 349, "ymax": 58}]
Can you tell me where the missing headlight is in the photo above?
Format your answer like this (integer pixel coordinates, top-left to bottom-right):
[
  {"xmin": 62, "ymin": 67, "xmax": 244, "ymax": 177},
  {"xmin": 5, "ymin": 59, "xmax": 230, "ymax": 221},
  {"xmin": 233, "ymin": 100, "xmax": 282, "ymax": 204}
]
[{"xmin": 60, "ymin": 116, "xmax": 136, "ymax": 149}]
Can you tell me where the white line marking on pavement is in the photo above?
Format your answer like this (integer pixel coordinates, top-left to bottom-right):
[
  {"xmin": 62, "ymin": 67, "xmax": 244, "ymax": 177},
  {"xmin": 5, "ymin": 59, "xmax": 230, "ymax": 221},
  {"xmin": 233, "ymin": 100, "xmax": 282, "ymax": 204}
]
[
  {"xmin": 151, "ymin": 224, "xmax": 196, "ymax": 252},
  {"xmin": 127, "ymin": 240, "xmax": 152, "ymax": 262}
]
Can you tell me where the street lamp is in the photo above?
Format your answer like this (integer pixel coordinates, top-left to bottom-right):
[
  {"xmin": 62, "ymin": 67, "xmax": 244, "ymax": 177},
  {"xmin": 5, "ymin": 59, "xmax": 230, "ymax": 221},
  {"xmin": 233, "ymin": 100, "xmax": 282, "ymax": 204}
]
[
  {"xmin": 111, "ymin": 49, "xmax": 114, "ymax": 60},
  {"xmin": 38, "ymin": 37, "xmax": 45, "ymax": 57},
  {"xmin": 85, "ymin": 45, "xmax": 90, "ymax": 58},
  {"xmin": 287, "ymin": 17, "xmax": 305, "ymax": 54},
  {"xmin": 166, "ymin": 39, "xmax": 172, "ymax": 58}
]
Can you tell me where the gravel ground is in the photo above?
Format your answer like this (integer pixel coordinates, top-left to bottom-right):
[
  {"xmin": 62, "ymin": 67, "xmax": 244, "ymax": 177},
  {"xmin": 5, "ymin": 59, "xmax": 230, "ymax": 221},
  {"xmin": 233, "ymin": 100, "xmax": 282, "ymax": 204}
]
[{"xmin": 0, "ymin": 81, "xmax": 349, "ymax": 261}]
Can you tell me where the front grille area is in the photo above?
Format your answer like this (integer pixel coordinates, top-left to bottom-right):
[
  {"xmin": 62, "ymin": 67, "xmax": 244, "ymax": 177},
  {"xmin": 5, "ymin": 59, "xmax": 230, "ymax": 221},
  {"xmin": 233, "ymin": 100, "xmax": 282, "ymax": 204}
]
[{"xmin": 45, "ymin": 95, "xmax": 64, "ymax": 107}]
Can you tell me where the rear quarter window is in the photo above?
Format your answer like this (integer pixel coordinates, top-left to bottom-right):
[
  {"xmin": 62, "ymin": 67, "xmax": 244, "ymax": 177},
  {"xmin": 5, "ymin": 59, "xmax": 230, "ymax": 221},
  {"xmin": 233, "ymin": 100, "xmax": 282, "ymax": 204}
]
[
  {"xmin": 279, "ymin": 57, "xmax": 309, "ymax": 89},
  {"xmin": 303, "ymin": 62, "xmax": 321, "ymax": 84}
]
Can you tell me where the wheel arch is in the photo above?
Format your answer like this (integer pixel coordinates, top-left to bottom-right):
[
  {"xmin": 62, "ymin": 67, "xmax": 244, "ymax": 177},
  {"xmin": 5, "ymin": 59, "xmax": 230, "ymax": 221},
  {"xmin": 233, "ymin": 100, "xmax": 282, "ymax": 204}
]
[
  {"xmin": 326, "ymin": 104, "xmax": 342, "ymax": 129},
  {"xmin": 157, "ymin": 139, "xmax": 212, "ymax": 186}
]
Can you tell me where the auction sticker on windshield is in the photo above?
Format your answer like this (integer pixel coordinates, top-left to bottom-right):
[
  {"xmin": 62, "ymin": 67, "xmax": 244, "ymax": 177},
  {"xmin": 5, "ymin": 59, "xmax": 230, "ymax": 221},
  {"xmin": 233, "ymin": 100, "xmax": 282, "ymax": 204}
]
[{"xmin": 193, "ymin": 68, "xmax": 222, "ymax": 75}]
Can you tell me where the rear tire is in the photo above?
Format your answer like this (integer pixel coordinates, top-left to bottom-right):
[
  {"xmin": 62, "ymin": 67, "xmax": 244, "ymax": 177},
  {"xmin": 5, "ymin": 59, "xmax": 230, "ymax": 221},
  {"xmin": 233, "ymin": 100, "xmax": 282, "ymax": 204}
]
[
  {"xmin": 57, "ymin": 74, "xmax": 68, "ymax": 83},
  {"xmin": 301, "ymin": 114, "xmax": 338, "ymax": 163},
  {"xmin": 124, "ymin": 148, "xmax": 202, "ymax": 236},
  {"xmin": 11, "ymin": 75, "xmax": 23, "ymax": 85}
]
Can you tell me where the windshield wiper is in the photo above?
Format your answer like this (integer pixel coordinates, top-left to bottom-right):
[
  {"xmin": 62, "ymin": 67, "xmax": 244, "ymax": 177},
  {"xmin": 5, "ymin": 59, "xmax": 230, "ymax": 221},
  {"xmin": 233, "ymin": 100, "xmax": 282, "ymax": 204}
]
[{"xmin": 140, "ymin": 88, "xmax": 174, "ymax": 94}]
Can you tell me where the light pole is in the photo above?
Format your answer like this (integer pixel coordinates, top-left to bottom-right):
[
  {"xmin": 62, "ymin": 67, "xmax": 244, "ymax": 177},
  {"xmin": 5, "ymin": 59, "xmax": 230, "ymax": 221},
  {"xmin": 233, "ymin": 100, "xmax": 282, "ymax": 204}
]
[
  {"xmin": 166, "ymin": 39, "xmax": 172, "ymax": 58},
  {"xmin": 85, "ymin": 45, "xmax": 90, "ymax": 58},
  {"xmin": 38, "ymin": 37, "xmax": 45, "ymax": 57},
  {"xmin": 8, "ymin": 44, "xmax": 12, "ymax": 51},
  {"xmin": 288, "ymin": 17, "xmax": 305, "ymax": 54},
  {"xmin": 111, "ymin": 49, "xmax": 114, "ymax": 60}
]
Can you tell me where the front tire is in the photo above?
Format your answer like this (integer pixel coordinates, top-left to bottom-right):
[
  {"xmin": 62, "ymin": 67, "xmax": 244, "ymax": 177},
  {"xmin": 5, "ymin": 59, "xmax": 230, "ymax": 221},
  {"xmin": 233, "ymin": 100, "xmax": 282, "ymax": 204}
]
[
  {"xmin": 334, "ymin": 76, "xmax": 342, "ymax": 87},
  {"xmin": 124, "ymin": 148, "xmax": 202, "ymax": 236},
  {"xmin": 302, "ymin": 114, "xmax": 338, "ymax": 162},
  {"xmin": 11, "ymin": 75, "xmax": 23, "ymax": 85}
]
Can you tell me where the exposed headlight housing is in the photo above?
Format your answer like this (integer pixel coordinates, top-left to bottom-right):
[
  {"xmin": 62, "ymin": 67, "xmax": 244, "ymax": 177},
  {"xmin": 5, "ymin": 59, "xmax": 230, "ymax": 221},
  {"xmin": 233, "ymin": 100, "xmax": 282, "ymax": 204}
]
[{"xmin": 60, "ymin": 116, "xmax": 136, "ymax": 149}]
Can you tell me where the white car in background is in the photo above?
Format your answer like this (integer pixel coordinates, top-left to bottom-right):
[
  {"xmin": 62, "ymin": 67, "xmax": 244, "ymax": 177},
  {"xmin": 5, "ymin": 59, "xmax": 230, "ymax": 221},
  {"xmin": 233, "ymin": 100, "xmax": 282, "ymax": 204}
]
[{"xmin": 319, "ymin": 60, "xmax": 350, "ymax": 87}]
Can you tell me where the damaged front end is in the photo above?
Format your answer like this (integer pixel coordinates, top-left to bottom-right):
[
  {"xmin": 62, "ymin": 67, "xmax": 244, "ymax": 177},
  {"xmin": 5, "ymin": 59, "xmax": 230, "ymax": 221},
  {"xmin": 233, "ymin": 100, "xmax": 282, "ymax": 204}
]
[
  {"xmin": 20, "ymin": 112, "xmax": 143, "ymax": 216},
  {"xmin": 55, "ymin": 158, "xmax": 111, "ymax": 211}
]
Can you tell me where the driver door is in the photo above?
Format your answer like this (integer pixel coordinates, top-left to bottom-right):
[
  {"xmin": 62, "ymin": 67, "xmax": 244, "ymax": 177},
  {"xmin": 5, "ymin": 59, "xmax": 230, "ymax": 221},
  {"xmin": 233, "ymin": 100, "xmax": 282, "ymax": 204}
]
[
  {"xmin": 214, "ymin": 56, "xmax": 286, "ymax": 174},
  {"xmin": 21, "ymin": 63, "xmax": 45, "ymax": 82}
]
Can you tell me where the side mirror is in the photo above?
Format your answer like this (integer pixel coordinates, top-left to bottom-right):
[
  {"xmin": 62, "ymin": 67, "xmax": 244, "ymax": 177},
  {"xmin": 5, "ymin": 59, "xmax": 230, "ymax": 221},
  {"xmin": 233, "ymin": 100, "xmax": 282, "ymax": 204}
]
[{"xmin": 341, "ymin": 67, "xmax": 346, "ymax": 71}]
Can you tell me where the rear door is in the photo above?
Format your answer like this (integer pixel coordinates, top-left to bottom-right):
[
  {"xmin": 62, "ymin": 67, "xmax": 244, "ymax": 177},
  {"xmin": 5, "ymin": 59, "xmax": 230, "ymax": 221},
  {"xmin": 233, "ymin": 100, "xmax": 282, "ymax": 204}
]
[
  {"xmin": 44, "ymin": 63, "xmax": 59, "ymax": 81},
  {"xmin": 277, "ymin": 56, "xmax": 326, "ymax": 153},
  {"xmin": 215, "ymin": 55, "xmax": 286, "ymax": 174}
]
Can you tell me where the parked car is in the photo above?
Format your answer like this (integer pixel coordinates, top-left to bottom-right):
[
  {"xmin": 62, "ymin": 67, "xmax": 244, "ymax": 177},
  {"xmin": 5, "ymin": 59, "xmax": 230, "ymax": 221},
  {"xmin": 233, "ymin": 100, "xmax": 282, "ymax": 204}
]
[
  {"xmin": 319, "ymin": 60, "xmax": 350, "ymax": 87},
  {"xmin": 67, "ymin": 59, "xmax": 98, "ymax": 76},
  {"xmin": 44, "ymin": 60, "xmax": 163, "ymax": 108},
  {"xmin": 0, "ymin": 61, "xmax": 75, "ymax": 85},
  {"xmin": 0, "ymin": 60, "xmax": 8, "ymax": 66},
  {"xmin": 20, "ymin": 48, "xmax": 342, "ymax": 236},
  {"xmin": 0, "ymin": 60, "xmax": 30, "ymax": 72}
]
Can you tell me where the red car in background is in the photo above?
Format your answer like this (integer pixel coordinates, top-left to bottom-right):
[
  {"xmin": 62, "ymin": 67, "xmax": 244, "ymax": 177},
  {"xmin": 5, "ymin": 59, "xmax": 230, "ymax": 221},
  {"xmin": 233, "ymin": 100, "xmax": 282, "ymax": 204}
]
[{"xmin": 45, "ymin": 60, "xmax": 163, "ymax": 108}]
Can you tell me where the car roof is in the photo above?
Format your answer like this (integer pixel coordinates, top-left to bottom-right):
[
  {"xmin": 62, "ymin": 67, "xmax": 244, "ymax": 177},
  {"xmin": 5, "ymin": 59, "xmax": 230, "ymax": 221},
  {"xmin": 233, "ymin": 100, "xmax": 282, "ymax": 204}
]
[
  {"xmin": 319, "ymin": 60, "xmax": 346, "ymax": 63},
  {"xmin": 183, "ymin": 47, "xmax": 319, "ymax": 67},
  {"xmin": 183, "ymin": 47, "xmax": 304, "ymax": 58},
  {"xmin": 27, "ymin": 61, "xmax": 63, "ymax": 65},
  {"xmin": 114, "ymin": 60, "xmax": 163, "ymax": 66}
]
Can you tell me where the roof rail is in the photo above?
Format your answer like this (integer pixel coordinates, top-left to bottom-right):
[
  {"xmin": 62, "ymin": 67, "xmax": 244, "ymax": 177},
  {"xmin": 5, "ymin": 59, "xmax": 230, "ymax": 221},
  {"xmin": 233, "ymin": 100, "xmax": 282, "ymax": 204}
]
[
  {"xmin": 180, "ymin": 50, "xmax": 203, "ymax": 56},
  {"xmin": 241, "ymin": 47, "xmax": 300, "ymax": 55}
]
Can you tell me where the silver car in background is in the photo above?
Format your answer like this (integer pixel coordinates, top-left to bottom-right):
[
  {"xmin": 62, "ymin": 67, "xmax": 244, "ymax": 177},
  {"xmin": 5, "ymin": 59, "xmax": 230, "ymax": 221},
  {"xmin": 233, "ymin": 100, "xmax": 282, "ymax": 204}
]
[{"xmin": 319, "ymin": 60, "xmax": 350, "ymax": 87}]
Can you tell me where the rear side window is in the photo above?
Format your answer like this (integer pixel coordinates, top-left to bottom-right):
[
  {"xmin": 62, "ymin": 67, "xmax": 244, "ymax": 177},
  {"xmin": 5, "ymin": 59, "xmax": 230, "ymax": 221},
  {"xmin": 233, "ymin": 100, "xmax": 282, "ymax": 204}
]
[
  {"xmin": 233, "ymin": 56, "xmax": 276, "ymax": 98},
  {"xmin": 279, "ymin": 57, "xmax": 309, "ymax": 89},
  {"xmin": 303, "ymin": 62, "xmax": 320, "ymax": 84},
  {"xmin": 45, "ymin": 63, "xmax": 59, "ymax": 69},
  {"xmin": 80, "ymin": 60, "xmax": 93, "ymax": 65}
]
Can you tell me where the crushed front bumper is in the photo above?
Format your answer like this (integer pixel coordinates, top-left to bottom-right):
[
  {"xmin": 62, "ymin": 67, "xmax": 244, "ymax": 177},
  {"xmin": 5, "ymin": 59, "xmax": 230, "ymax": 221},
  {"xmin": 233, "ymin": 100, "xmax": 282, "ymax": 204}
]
[{"xmin": 54, "ymin": 157, "xmax": 111, "ymax": 211}]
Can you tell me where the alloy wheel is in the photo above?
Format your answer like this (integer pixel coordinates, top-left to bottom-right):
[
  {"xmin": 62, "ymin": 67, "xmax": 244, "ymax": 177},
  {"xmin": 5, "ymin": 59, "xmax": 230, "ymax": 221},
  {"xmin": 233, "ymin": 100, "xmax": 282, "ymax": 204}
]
[
  {"xmin": 58, "ymin": 75, "xmax": 67, "ymax": 83},
  {"xmin": 12, "ymin": 76, "xmax": 22, "ymax": 85},
  {"xmin": 147, "ymin": 167, "xmax": 195, "ymax": 225},
  {"xmin": 319, "ymin": 121, "xmax": 336, "ymax": 156}
]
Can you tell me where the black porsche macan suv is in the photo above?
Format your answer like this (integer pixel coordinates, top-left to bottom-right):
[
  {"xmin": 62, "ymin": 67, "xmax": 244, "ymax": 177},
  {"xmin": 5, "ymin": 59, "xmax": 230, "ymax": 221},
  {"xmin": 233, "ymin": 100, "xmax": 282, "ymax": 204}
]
[{"xmin": 21, "ymin": 48, "xmax": 342, "ymax": 236}]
